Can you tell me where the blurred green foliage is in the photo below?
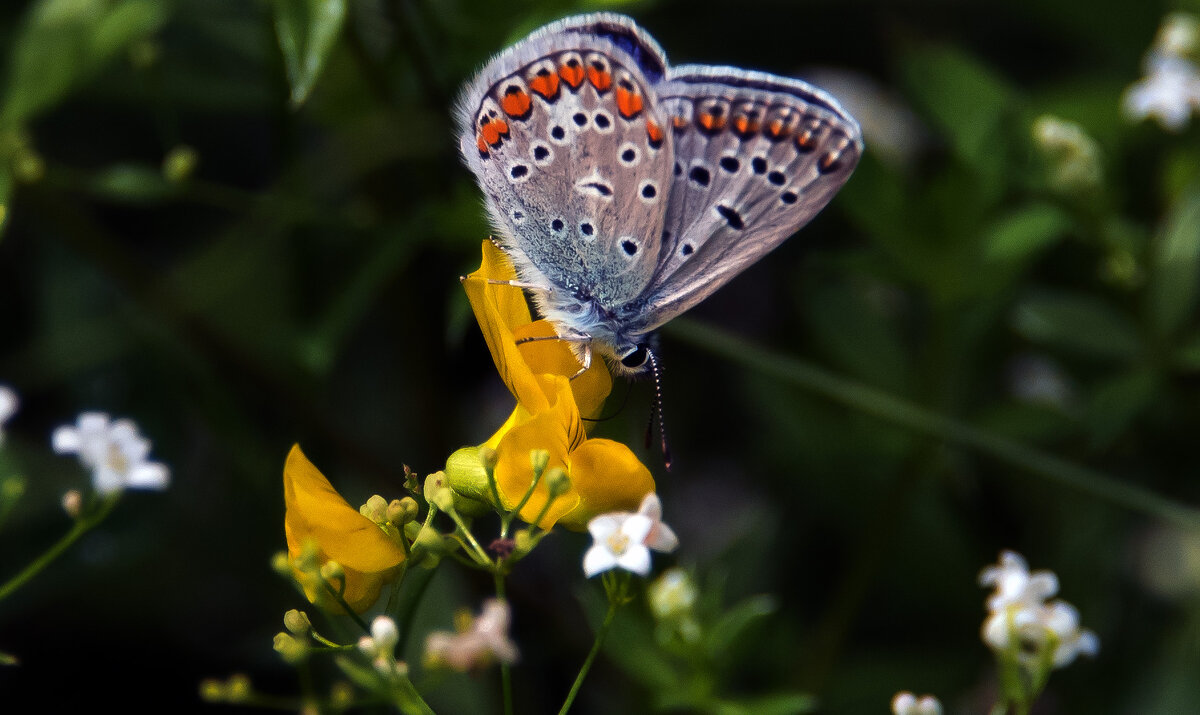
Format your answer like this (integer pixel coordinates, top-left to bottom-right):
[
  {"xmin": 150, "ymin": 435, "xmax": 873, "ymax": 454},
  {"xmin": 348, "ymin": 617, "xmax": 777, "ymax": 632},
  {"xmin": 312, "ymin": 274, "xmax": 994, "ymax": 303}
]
[{"xmin": 1, "ymin": 0, "xmax": 1199, "ymax": 712}]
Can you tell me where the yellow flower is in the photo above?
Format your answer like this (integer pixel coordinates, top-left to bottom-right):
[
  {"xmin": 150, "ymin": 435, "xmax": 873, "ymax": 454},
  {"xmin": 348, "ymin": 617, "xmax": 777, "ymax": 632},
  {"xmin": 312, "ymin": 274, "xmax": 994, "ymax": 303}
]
[
  {"xmin": 456, "ymin": 241, "xmax": 655, "ymax": 531},
  {"xmin": 283, "ymin": 445, "xmax": 405, "ymax": 613}
]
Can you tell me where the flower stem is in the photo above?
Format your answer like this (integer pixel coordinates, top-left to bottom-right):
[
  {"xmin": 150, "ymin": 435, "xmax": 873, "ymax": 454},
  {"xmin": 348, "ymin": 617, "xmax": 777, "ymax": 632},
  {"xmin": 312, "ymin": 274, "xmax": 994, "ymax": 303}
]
[
  {"xmin": 447, "ymin": 508, "xmax": 492, "ymax": 565},
  {"xmin": 557, "ymin": 598, "xmax": 619, "ymax": 715},
  {"xmin": 494, "ymin": 574, "xmax": 513, "ymax": 715},
  {"xmin": 0, "ymin": 492, "xmax": 119, "ymax": 604},
  {"xmin": 667, "ymin": 318, "xmax": 1200, "ymax": 530}
]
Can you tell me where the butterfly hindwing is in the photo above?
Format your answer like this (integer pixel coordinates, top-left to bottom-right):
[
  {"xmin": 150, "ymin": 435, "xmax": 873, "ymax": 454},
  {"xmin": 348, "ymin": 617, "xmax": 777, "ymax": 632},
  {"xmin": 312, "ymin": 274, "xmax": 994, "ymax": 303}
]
[
  {"xmin": 632, "ymin": 65, "xmax": 863, "ymax": 333},
  {"xmin": 458, "ymin": 17, "xmax": 675, "ymax": 309}
]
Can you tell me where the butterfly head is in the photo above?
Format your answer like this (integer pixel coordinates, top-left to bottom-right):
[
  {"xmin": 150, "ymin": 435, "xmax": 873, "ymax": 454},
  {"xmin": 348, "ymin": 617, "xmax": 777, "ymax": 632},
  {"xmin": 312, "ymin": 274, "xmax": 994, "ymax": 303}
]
[{"xmin": 616, "ymin": 343, "xmax": 652, "ymax": 374}]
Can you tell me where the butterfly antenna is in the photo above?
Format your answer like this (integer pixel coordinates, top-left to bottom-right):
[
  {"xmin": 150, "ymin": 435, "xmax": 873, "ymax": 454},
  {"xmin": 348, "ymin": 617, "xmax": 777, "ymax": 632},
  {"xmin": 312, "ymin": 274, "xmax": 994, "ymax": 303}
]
[{"xmin": 644, "ymin": 349, "xmax": 672, "ymax": 471}]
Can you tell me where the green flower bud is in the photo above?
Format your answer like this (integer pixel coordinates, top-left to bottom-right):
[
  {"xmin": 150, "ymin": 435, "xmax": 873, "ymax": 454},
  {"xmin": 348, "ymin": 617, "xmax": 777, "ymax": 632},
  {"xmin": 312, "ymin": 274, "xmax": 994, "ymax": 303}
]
[
  {"xmin": 273, "ymin": 632, "xmax": 308, "ymax": 664},
  {"xmin": 226, "ymin": 674, "xmax": 252, "ymax": 703},
  {"xmin": 388, "ymin": 496, "xmax": 419, "ymax": 524},
  {"xmin": 283, "ymin": 609, "xmax": 311, "ymax": 635},
  {"xmin": 529, "ymin": 449, "xmax": 551, "ymax": 476},
  {"xmin": 545, "ymin": 467, "xmax": 572, "ymax": 498},
  {"xmin": 163, "ymin": 145, "xmax": 198, "ymax": 183},
  {"xmin": 360, "ymin": 494, "xmax": 388, "ymax": 524},
  {"xmin": 425, "ymin": 471, "xmax": 457, "ymax": 513}
]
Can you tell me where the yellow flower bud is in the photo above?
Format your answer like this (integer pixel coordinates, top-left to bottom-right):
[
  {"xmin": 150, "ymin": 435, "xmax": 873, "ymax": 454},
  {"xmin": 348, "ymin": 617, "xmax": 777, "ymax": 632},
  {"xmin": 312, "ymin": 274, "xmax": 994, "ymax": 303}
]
[
  {"xmin": 388, "ymin": 497, "xmax": 419, "ymax": 524},
  {"xmin": 226, "ymin": 674, "xmax": 252, "ymax": 703},
  {"xmin": 545, "ymin": 467, "xmax": 572, "ymax": 498},
  {"xmin": 273, "ymin": 632, "xmax": 309, "ymax": 664},
  {"xmin": 425, "ymin": 471, "xmax": 457, "ymax": 513}
]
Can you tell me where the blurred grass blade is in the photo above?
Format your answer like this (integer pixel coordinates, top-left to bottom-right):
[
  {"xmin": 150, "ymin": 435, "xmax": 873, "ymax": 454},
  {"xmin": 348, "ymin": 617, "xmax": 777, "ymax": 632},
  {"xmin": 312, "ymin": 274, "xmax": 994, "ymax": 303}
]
[
  {"xmin": 1148, "ymin": 183, "xmax": 1200, "ymax": 338},
  {"xmin": 1, "ymin": 0, "xmax": 168, "ymax": 125},
  {"xmin": 667, "ymin": 318, "xmax": 1200, "ymax": 530},
  {"xmin": 273, "ymin": 0, "xmax": 346, "ymax": 108},
  {"xmin": 1012, "ymin": 290, "xmax": 1141, "ymax": 361}
]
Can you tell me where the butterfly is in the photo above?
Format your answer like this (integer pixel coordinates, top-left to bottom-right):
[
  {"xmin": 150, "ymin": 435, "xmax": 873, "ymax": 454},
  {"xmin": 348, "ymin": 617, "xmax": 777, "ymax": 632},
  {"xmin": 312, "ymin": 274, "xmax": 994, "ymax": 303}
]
[{"xmin": 457, "ymin": 13, "xmax": 862, "ymax": 376}]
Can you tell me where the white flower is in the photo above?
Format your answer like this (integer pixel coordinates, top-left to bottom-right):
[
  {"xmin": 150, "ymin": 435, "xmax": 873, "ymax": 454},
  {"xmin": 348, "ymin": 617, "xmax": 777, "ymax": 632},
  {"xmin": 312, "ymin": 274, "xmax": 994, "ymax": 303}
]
[
  {"xmin": 51, "ymin": 412, "xmax": 169, "ymax": 495},
  {"xmin": 1041, "ymin": 600, "xmax": 1101, "ymax": 667},
  {"xmin": 423, "ymin": 599, "xmax": 518, "ymax": 671},
  {"xmin": 891, "ymin": 691, "xmax": 942, "ymax": 715},
  {"xmin": 358, "ymin": 615, "xmax": 400, "ymax": 673},
  {"xmin": 582, "ymin": 493, "xmax": 678, "ymax": 578},
  {"xmin": 1123, "ymin": 52, "xmax": 1200, "ymax": 131},
  {"xmin": 979, "ymin": 550, "xmax": 1058, "ymax": 612},
  {"xmin": 0, "ymin": 385, "xmax": 17, "ymax": 445},
  {"xmin": 979, "ymin": 550, "xmax": 1099, "ymax": 669},
  {"xmin": 584, "ymin": 511, "xmax": 653, "ymax": 577}
]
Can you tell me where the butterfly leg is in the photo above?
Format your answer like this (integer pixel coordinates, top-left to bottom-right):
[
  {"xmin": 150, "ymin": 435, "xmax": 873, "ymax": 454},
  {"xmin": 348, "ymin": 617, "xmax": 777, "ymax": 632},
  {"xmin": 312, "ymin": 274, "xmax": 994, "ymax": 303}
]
[
  {"xmin": 514, "ymin": 332, "xmax": 593, "ymax": 379},
  {"xmin": 486, "ymin": 279, "xmax": 552, "ymax": 292}
]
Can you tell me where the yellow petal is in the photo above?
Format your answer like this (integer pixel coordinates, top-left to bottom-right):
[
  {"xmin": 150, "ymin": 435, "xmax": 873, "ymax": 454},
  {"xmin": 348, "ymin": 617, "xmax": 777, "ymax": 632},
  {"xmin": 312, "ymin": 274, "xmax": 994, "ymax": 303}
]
[
  {"xmin": 492, "ymin": 382, "xmax": 582, "ymax": 529},
  {"xmin": 557, "ymin": 437, "xmax": 656, "ymax": 531},
  {"xmin": 462, "ymin": 241, "xmax": 611, "ymax": 417},
  {"xmin": 283, "ymin": 445, "xmax": 405, "ymax": 612}
]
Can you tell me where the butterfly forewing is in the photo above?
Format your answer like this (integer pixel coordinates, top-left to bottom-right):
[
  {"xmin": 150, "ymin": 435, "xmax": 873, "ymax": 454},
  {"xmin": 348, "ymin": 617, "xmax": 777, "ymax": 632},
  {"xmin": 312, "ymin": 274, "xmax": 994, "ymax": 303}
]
[
  {"xmin": 459, "ymin": 22, "xmax": 675, "ymax": 309},
  {"xmin": 631, "ymin": 65, "xmax": 863, "ymax": 332}
]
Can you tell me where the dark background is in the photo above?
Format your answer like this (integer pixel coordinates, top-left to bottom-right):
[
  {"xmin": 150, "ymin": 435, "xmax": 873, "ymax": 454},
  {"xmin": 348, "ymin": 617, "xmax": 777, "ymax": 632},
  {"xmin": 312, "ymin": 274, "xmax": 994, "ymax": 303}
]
[{"xmin": 1, "ymin": 0, "xmax": 1198, "ymax": 712}]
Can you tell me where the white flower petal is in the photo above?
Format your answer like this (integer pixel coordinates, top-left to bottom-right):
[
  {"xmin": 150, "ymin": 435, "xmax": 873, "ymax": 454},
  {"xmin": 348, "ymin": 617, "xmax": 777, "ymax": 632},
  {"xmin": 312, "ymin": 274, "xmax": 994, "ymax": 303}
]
[
  {"xmin": 616, "ymin": 543, "xmax": 652, "ymax": 576},
  {"xmin": 127, "ymin": 463, "xmax": 170, "ymax": 490},
  {"xmin": 587, "ymin": 513, "xmax": 626, "ymax": 540},
  {"xmin": 51, "ymin": 426, "xmax": 82, "ymax": 454},
  {"xmin": 583, "ymin": 544, "xmax": 618, "ymax": 577},
  {"xmin": 646, "ymin": 521, "xmax": 679, "ymax": 553},
  {"xmin": 621, "ymin": 514, "xmax": 653, "ymax": 544}
]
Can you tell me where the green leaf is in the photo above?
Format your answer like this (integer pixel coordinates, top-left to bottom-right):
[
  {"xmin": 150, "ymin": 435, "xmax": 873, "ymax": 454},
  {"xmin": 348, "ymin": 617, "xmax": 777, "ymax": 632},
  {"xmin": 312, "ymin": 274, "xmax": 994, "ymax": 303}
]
[
  {"xmin": 1148, "ymin": 184, "xmax": 1200, "ymax": 338},
  {"xmin": 803, "ymin": 275, "xmax": 910, "ymax": 393},
  {"xmin": 900, "ymin": 44, "xmax": 1017, "ymax": 175},
  {"xmin": 983, "ymin": 202, "xmax": 1072, "ymax": 264},
  {"xmin": 2, "ymin": 0, "xmax": 169, "ymax": 124},
  {"xmin": 1086, "ymin": 368, "xmax": 1160, "ymax": 447},
  {"xmin": 704, "ymin": 594, "xmax": 775, "ymax": 657},
  {"xmin": 1012, "ymin": 291, "xmax": 1141, "ymax": 361},
  {"xmin": 273, "ymin": 0, "xmax": 346, "ymax": 108}
]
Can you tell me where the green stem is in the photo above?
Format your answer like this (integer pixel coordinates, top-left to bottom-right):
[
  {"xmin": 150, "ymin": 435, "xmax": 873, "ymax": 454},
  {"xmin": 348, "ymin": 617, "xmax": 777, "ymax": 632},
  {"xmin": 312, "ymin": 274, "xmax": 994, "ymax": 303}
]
[
  {"xmin": 0, "ymin": 493, "xmax": 119, "ymax": 604},
  {"xmin": 447, "ymin": 508, "xmax": 492, "ymax": 565},
  {"xmin": 495, "ymin": 574, "xmax": 513, "ymax": 715},
  {"xmin": 667, "ymin": 319, "xmax": 1200, "ymax": 530},
  {"xmin": 558, "ymin": 598, "xmax": 620, "ymax": 715}
]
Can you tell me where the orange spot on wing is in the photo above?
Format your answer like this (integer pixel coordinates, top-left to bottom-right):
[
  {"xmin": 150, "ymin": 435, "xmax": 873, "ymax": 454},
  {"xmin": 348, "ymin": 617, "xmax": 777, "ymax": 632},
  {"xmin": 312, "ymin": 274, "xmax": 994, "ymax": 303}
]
[
  {"xmin": 587, "ymin": 66, "xmax": 612, "ymax": 92},
  {"xmin": 559, "ymin": 62, "xmax": 585, "ymax": 89},
  {"xmin": 477, "ymin": 135, "xmax": 489, "ymax": 156},
  {"xmin": 646, "ymin": 119, "xmax": 664, "ymax": 147},
  {"xmin": 698, "ymin": 112, "xmax": 725, "ymax": 132},
  {"xmin": 767, "ymin": 119, "xmax": 786, "ymax": 138},
  {"xmin": 501, "ymin": 88, "xmax": 532, "ymax": 118},
  {"xmin": 480, "ymin": 118, "xmax": 510, "ymax": 147},
  {"xmin": 616, "ymin": 86, "xmax": 643, "ymax": 118},
  {"xmin": 672, "ymin": 115, "xmax": 689, "ymax": 130},
  {"xmin": 796, "ymin": 130, "xmax": 816, "ymax": 151},
  {"xmin": 734, "ymin": 116, "xmax": 760, "ymax": 136},
  {"xmin": 529, "ymin": 72, "xmax": 560, "ymax": 99}
]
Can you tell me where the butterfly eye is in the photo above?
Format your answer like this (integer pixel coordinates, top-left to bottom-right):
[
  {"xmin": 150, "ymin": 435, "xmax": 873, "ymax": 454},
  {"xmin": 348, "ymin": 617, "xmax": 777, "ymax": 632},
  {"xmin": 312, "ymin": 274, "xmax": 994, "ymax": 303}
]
[{"xmin": 620, "ymin": 345, "xmax": 650, "ymax": 369}]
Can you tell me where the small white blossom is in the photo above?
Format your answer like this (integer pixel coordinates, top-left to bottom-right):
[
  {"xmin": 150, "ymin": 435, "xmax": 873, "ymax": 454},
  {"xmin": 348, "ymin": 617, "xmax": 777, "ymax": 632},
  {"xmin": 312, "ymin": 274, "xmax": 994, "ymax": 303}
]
[
  {"xmin": 891, "ymin": 692, "xmax": 942, "ymax": 715},
  {"xmin": 52, "ymin": 412, "xmax": 169, "ymax": 495},
  {"xmin": 1123, "ymin": 52, "xmax": 1200, "ymax": 131},
  {"xmin": 0, "ymin": 385, "xmax": 17, "ymax": 445},
  {"xmin": 979, "ymin": 550, "xmax": 1058, "ymax": 612},
  {"xmin": 582, "ymin": 493, "xmax": 678, "ymax": 578},
  {"xmin": 424, "ymin": 599, "xmax": 518, "ymax": 671},
  {"xmin": 584, "ymin": 512, "xmax": 654, "ymax": 576},
  {"xmin": 979, "ymin": 550, "xmax": 1099, "ymax": 669},
  {"xmin": 358, "ymin": 615, "xmax": 400, "ymax": 673}
]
